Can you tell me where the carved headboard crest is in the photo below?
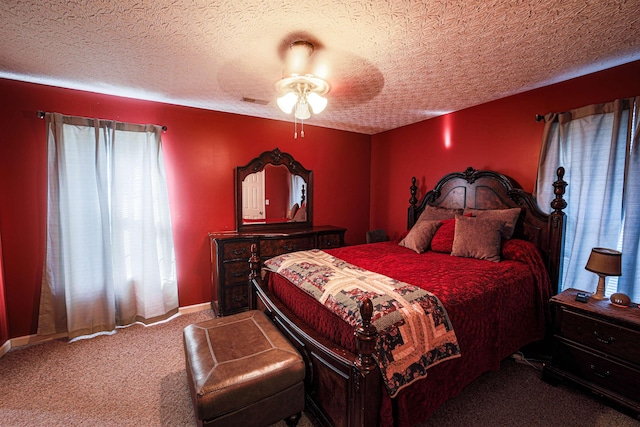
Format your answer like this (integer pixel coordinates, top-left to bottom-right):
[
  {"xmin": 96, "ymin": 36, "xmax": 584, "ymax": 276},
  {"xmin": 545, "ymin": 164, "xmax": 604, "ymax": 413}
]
[{"xmin": 407, "ymin": 167, "xmax": 567, "ymax": 294}]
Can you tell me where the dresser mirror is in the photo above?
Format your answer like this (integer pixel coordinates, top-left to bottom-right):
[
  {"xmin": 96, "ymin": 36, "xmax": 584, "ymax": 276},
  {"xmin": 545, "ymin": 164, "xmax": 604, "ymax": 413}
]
[{"xmin": 236, "ymin": 148, "xmax": 313, "ymax": 231}]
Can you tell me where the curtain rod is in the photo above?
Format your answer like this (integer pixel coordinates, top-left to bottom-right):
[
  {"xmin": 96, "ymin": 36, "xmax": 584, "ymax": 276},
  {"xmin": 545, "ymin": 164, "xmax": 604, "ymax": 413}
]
[
  {"xmin": 535, "ymin": 114, "xmax": 544, "ymax": 122},
  {"xmin": 37, "ymin": 110, "xmax": 168, "ymax": 132}
]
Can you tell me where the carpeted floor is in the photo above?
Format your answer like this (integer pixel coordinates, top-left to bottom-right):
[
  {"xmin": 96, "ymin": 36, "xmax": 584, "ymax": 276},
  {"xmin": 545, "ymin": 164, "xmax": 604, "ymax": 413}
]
[{"xmin": 0, "ymin": 309, "xmax": 638, "ymax": 426}]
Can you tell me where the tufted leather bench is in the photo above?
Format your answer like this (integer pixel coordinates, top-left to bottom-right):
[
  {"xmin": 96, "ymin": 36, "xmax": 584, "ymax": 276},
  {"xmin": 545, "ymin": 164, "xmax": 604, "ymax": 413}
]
[{"xmin": 183, "ymin": 310, "xmax": 305, "ymax": 427}]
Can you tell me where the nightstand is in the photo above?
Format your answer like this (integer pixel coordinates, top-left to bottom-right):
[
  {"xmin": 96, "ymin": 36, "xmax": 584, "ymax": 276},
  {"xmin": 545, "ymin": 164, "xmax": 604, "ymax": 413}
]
[{"xmin": 543, "ymin": 288, "xmax": 640, "ymax": 418}]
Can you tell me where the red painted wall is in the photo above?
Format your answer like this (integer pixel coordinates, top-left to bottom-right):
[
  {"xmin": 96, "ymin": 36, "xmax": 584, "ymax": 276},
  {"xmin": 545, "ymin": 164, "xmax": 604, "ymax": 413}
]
[
  {"xmin": 265, "ymin": 166, "xmax": 290, "ymax": 219},
  {"xmin": 370, "ymin": 60, "xmax": 640, "ymax": 241},
  {"xmin": 0, "ymin": 234, "xmax": 8, "ymax": 347},
  {"xmin": 0, "ymin": 79, "xmax": 371, "ymax": 339},
  {"xmin": 2, "ymin": 60, "xmax": 639, "ymax": 341}
]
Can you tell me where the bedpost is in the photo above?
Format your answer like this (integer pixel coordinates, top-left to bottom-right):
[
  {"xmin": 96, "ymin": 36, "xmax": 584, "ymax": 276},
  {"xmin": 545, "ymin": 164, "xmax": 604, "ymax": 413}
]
[
  {"xmin": 352, "ymin": 298, "xmax": 380, "ymax": 427},
  {"xmin": 408, "ymin": 176, "xmax": 418, "ymax": 229},
  {"xmin": 548, "ymin": 167, "xmax": 567, "ymax": 295},
  {"xmin": 355, "ymin": 298, "xmax": 378, "ymax": 372},
  {"xmin": 248, "ymin": 243, "xmax": 260, "ymax": 309}
]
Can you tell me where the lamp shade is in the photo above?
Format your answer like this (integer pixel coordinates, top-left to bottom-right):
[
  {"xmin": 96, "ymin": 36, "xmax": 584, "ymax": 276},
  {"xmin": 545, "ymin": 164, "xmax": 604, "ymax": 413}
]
[{"xmin": 585, "ymin": 248, "xmax": 622, "ymax": 276}]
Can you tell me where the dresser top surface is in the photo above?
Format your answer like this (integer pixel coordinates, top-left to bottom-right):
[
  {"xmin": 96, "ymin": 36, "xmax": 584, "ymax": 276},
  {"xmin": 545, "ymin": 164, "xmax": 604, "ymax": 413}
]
[
  {"xmin": 552, "ymin": 288, "xmax": 640, "ymax": 328},
  {"xmin": 208, "ymin": 225, "xmax": 345, "ymax": 239}
]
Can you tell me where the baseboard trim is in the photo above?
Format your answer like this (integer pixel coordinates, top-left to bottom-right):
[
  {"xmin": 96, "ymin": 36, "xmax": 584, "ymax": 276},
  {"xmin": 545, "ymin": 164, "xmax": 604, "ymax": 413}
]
[
  {"xmin": 178, "ymin": 302, "xmax": 212, "ymax": 315},
  {"xmin": 0, "ymin": 301, "xmax": 213, "ymax": 359},
  {"xmin": 0, "ymin": 339, "xmax": 10, "ymax": 358},
  {"xmin": 10, "ymin": 331, "xmax": 69, "ymax": 348}
]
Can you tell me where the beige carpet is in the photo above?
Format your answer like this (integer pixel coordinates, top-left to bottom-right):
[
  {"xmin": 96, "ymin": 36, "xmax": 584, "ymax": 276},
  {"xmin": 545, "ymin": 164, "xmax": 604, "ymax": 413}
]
[{"xmin": 0, "ymin": 309, "xmax": 637, "ymax": 427}]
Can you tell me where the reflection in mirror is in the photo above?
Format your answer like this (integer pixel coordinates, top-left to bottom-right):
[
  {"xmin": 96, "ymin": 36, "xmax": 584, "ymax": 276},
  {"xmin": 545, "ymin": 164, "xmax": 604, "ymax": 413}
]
[
  {"xmin": 241, "ymin": 165, "xmax": 308, "ymax": 225},
  {"xmin": 236, "ymin": 148, "xmax": 313, "ymax": 231}
]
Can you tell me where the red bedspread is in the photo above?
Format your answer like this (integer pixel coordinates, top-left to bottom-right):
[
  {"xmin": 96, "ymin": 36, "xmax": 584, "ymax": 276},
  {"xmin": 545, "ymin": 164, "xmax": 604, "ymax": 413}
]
[{"xmin": 266, "ymin": 239, "xmax": 551, "ymax": 427}]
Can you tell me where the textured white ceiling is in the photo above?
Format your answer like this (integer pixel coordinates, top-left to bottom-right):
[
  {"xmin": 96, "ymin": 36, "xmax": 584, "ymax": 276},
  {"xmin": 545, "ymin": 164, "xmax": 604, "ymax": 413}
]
[{"xmin": 1, "ymin": 0, "xmax": 639, "ymax": 135}]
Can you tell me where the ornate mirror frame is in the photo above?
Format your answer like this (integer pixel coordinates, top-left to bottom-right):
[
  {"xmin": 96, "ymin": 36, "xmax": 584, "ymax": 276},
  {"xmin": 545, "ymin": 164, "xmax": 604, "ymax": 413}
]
[{"xmin": 235, "ymin": 148, "xmax": 313, "ymax": 231}]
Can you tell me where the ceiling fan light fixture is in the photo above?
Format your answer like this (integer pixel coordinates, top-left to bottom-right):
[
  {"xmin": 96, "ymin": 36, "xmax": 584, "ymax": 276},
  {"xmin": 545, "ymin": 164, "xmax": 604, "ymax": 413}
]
[
  {"xmin": 294, "ymin": 100, "xmax": 311, "ymax": 120},
  {"xmin": 306, "ymin": 92, "xmax": 327, "ymax": 114},
  {"xmin": 276, "ymin": 91, "xmax": 298, "ymax": 114},
  {"xmin": 275, "ymin": 41, "xmax": 330, "ymax": 137}
]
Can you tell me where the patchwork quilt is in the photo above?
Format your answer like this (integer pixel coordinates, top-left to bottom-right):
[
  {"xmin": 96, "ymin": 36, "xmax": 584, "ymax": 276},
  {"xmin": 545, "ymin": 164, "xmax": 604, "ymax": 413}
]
[{"xmin": 263, "ymin": 249, "xmax": 461, "ymax": 397}]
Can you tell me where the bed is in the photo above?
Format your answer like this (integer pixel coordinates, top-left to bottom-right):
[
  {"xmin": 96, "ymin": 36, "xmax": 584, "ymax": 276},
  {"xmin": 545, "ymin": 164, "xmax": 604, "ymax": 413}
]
[{"xmin": 248, "ymin": 166, "xmax": 567, "ymax": 427}]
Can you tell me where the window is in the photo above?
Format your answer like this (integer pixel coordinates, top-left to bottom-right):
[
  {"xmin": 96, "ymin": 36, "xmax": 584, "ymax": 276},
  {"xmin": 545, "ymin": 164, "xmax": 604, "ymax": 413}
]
[
  {"xmin": 38, "ymin": 113, "xmax": 178, "ymax": 340},
  {"xmin": 536, "ymin": 97, "xmax": 639, "ymax": 302}
]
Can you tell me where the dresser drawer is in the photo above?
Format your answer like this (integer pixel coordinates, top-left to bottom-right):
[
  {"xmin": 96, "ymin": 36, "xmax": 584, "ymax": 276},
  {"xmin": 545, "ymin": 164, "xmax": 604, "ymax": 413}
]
[
  {"xmin": 222, "ymin": 240, "xmax": 253, "ymax": 261},
  {"xmin": 260, "ymin": 236, "xmax": 314, "ymax": 257},
  {"xmin": 224, "ymin": 261, "xmax": 251, "ymax": 284},
  {"xmin": 222, "ymin": 283, "xmax": 249, "ymax": 314},
  {"xmin": 559, "ymin": 309, "xmax": 640, "ymax": 365},
  {"xmin": 317, "ymin": 232, "xmax": 343, "ymax": 249},
  {"xmin": 554, "ymin": 341, "xmax": 640, "ymax": 402}
]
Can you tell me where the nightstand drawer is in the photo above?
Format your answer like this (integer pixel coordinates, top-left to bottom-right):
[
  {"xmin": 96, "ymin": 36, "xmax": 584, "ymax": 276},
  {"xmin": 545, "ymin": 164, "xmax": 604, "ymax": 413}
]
[
  {"xmin": 554, "ymin": 341, "xmax": 640, "ymax": 402},
  {"xmin": 559, "ymin": 310, "xmax": 640, "ymax": 365}
]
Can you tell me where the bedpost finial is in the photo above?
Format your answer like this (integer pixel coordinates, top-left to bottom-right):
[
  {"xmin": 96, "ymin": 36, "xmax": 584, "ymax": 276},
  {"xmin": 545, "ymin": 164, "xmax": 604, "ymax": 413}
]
[
  {"xmin": 359, "ymin": 298, "xmax": 373, "ymax": 325},
  {"xmin": 355, "ymin": 298, "xmax": 377, "ymax": 372},
  {"xmin": 551, "ymin": 167, "xmax": 567, "ymax": 213},
  {"xmin": 409, "ymin": 177, "xmax": 418, "ymax": 206}
]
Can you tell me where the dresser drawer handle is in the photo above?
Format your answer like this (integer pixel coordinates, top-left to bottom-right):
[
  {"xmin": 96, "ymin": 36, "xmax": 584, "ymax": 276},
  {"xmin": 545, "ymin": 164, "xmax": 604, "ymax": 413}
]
[
  {"xmin": 231, "ymin": 248, "xmax": 247, "ymax": 256},
  {"xmin": 284, "ymin": 244, "xmax": 298, "ymax": 252},
  {"xmin": 590, "ymin": 364, "xmax": 611, "ymax": 379},
  {"xmin": 233, "ymin": 295, "xmax": 245, "ymax": 302},
  {"xmin": 231, "ymin": 271, "xmax": 244, "ymax": 278},
  {"xmin": 593, "ymin": 331, "xmax": 615, "ymax": 345}
]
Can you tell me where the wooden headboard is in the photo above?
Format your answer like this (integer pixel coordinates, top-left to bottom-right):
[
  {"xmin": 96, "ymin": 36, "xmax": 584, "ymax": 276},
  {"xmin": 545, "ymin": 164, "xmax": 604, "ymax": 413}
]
[{"xmin": 407, "ymin": 167, "xmax": 567, "ymax": 294}]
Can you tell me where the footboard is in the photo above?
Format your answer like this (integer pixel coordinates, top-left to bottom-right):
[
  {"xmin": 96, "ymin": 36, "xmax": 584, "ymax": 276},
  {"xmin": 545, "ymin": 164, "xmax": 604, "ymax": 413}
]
[{"xmin": 249, "ymin": 245, "xmax": 381, "ymax": 427}]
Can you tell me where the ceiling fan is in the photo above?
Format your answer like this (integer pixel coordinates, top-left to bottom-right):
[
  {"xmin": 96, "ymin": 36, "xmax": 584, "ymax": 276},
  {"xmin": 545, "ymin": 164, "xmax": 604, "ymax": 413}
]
[{"xmin": 274, "ymin": 40, "xmax": 330, "ymax": 137}]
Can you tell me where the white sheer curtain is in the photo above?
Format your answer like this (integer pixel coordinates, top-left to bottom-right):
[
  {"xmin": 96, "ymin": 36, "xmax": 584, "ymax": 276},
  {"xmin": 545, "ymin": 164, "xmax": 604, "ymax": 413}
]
[
  {"xmin": 535, "ymin": 97, "xmax": 639, "ymax": 301},
  {"xmin": 38, "ymin": 113, "xmax": 178, "ymax": 340},
  {"xmin": 289, "ymin": 174, "xmax": 306, "ymax": 207}
]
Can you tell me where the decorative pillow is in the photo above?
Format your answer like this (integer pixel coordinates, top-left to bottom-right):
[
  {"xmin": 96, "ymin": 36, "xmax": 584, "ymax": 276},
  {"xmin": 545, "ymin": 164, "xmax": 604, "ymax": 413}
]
[
  {"xmin": 430, "ymin": 212, "xmax": 474, "ymax": 253},
  {"xmin": 430, "ymin": 218, "xmax": 456, "ymax": 253},
  {"xmin": 451, "ymin": 216, "xmax": 505, "ymax": 262},
  {"xmin": 416, "ymin": 205, "xmax": 463, "ymax": 222},
  {"xmin": 398, "ymin": 220, "xmax": 442, "ymax": 253},
  {"xmin": 292, "ymin": 206, "xmax": 306, "ymax": 222},
  {"xmin": 463, "ymin": 208, "xmax": 521, "ymax": 239},
  {"xmin": 286, "ymin": 203, "xmax": 299, "ymax": 220}
]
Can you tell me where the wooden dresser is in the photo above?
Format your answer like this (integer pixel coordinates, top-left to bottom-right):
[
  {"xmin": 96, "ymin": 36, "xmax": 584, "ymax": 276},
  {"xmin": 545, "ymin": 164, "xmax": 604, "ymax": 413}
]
[
  {"xmin": 208, "ymin": 226, "xmax": 345, "ymax": 316},
  {"xmin": 543, "ymin": 288, "xmax": 640, "ymax": 418}
]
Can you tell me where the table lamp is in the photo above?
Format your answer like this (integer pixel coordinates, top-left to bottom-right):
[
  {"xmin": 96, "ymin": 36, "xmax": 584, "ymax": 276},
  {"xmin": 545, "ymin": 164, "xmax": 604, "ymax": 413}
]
[{"xmin": 585, "ymin": 248, "xmax": 622, "ymax": 300}]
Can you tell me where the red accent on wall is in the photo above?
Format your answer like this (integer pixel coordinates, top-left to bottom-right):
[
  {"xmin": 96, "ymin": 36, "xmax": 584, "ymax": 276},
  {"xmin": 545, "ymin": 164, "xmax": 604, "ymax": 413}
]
[
  {"xmin": 0, "ymin": 79, "xmax": 370, "ymax": 339},
  {"xmin": 370, "ymin": 60, "xmax": 640, "ymax": 241}
]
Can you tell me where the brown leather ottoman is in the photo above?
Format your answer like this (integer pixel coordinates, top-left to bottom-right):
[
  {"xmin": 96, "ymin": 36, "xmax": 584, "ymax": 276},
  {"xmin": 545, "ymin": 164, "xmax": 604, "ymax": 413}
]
[{"xmin": 183, "ymin": 310, "xmax": 305, "ymax": 427}]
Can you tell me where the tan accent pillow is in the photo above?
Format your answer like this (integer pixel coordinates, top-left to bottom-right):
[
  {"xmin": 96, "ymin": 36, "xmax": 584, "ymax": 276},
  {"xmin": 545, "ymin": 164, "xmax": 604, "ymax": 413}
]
[
  {"xmin": 399, "ymin": 220, "xmax": 442, "ymax": 253},
  {"xmin": 286, "ymin": 203, "xmax": 299, "ymax": 220},
  {"xmin": 417, "ymin": 205, "xmax": 463, "ymax": 222},
  {"xmin": 451, "ymin": 216, "xmax": 505, "ymax": 262},
  {"xmin": 463, "ymin": 208, "xmax": 521, "ymax": 239},
  {"xmin": 292, "ymin": 206, "xmax": 306, "ymax": 222}
]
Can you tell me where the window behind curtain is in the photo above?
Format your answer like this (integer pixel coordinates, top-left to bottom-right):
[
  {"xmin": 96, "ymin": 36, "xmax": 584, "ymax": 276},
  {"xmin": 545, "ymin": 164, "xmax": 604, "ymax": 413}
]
[
  {"xmin": 535, "ymin": 97, "xmax": 640, "ymax": 302},
  {"xmin": 38, "ymin": 113, "xmax": 178, "ymax": 340}
]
